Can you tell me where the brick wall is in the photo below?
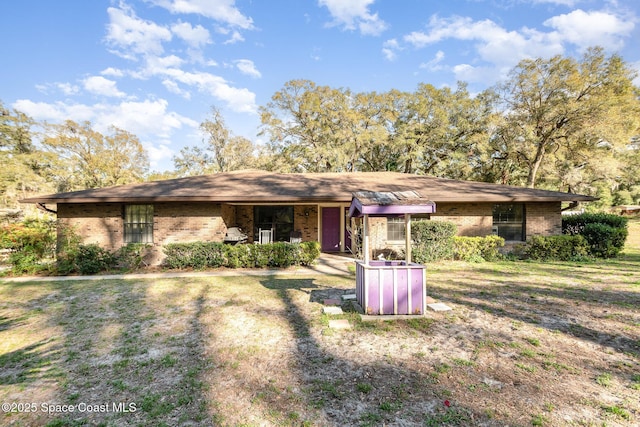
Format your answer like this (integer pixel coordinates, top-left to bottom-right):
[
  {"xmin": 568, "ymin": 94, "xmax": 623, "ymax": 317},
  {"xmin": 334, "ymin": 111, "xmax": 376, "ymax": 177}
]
[
  {"xmin": 294, "ymin": 205, "xmax": 318, "ymax": 241},
  {"xmin": 154, "ymin": 203, "xmax": 227, "ymax": 244},
  {"xmin": 525, "ymin": 202, "xmax": 562, "ymax": 238},
  {"xmin": 431, "ymin": 203, "xmax": 493, "ymax": 236},
  {"xmin": 57, "ymin": 203, "xmax": 123, "ymax": 251},
  {"xmin": 56, "ymin": 200, "xmax": 562, "ymax": 265},
  {"xmin": 234, "ymin": 206, "xmax": 254, "ymax": 242}
]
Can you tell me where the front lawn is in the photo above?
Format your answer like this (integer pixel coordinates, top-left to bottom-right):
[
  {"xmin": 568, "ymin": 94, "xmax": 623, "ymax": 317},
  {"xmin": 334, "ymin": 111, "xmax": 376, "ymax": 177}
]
[{"xmin": 1, "ymin": 220, "xmax": 638, "ymax": 426}]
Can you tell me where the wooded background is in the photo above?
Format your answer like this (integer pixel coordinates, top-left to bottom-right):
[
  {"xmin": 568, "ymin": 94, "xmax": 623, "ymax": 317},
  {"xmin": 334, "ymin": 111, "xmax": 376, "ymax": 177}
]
[{"xmin": 2, "ymin": 47, "xmax": 639, "ymax": 211}]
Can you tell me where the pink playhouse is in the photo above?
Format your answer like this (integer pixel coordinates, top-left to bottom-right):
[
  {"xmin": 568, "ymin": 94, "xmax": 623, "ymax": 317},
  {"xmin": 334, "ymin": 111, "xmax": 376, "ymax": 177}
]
[{"xmin": 348, "ymin": 191, "xmax": 436, "ymax": 316}]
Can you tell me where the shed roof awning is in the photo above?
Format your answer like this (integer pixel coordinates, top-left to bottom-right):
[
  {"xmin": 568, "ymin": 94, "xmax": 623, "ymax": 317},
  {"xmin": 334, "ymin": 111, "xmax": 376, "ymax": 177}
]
[{"xmin": 348, "ymin": 191, "xmax": 436, "ymax": 218}]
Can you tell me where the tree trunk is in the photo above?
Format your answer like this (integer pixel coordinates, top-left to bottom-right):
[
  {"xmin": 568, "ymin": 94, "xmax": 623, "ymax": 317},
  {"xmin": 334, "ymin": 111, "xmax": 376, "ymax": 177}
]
[{"xmin": 526, "ymin": 143, "xmax": 546, "ymax": 188}]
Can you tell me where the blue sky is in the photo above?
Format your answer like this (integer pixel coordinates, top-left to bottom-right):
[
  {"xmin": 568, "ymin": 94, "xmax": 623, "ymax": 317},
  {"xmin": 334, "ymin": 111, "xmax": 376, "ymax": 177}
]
[{"xmin": 2, "ymin": 0, "xmax": 639, "ymax": 172}]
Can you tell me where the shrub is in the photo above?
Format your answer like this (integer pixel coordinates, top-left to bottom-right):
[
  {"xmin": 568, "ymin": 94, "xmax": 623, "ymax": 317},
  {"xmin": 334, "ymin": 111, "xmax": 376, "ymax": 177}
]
[
  {"xmin": 453, "ymin": 235, "xmax": 505, "ymax": 262},
  {"xmin": 299, "ymin": 241, "xmax": 321, "ymax": 266},
  {"xmin": 411, "ymin": 221, "xmax": 457, "ymax": 263},
  {"xmin": 0, "ymin": 218, "xmax": 56, "ymax": 274},
  {"xmin": 581, "ymin": 223, "xmax": 627, "ymax": 258},
  {"xmin": 520, "ymin": 234, "xmax": 590, "ymax": 261},
  {"xmin": 563, "ymin": 212, "xmax": 628, "ymax": 235},
  {"xmin": 117, "ymin": 243, "xmax": 151, "ymax": 270},
  {"xmin": 162, "ymin": 241, "xmax": 321, "ymax": 269},
  {"xmin": 58, "ymin": 244, "xmax": 118, "ymax": 275},
  {"xmin": 162, "ymin": 242, "xmax": 226, "ymax": 270},
  {"xmin": 563, "ymin": 213, "xmax": 628, "ymax": 258}
]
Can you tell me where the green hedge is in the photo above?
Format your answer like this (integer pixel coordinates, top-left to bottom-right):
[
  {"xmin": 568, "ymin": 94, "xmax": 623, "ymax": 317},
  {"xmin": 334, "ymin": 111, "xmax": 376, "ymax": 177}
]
[
  {"xmin": 562, "ymin": 213, "xmax": 628, "ymax": 258},
  {"xmin": 163, "ymin": 241, "xmax": 321, "ymax": 270},
  {"xmin": 411, "ymin": 221, "xmax": 457, "ymax": 263},
  {"xmin": 453, "ymin": 235, "xmax": 505, "ymax": 262},
  {"xmin": 562, "ymin": 212, "xmax": 628, "ymax": 235},
  {"xmin": 520, "ymin": 234, "xmax": 590, "ymax": 261}
]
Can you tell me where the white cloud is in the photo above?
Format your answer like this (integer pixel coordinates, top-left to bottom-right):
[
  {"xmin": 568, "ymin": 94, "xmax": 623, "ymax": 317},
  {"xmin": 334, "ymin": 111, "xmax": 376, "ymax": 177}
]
[
  {"xmin": 136, "ymin": 55, "xmax": 185, "ymax": 78},
  {"xmin": 382, "ymin": 38, "xmax": 400, "ymax": 61},
  {"xmin": 149, "ymin": 0, "xmax": 253, "ymax": 29},
  {"xmin": 222, "ymin": 30, "xmax": 245, "ymax": 44},
  {"xmin": 419, "ymin": 50, "xmax": 445, "ymax": 71},
  {"xmin": 83, "ymin": 76, "xmax": 126, "ymax": 98},
  {"xmin": 318, "ymin": 0, "xmax": 388, "ymax": 36},
  {"xmin": 101, "ymin": 67, "xmax": 125, "ymax": 77},
  {"xmin": 404, "ymin": 15, "xmax": 563, "ymax": 67},
  {"xmin": 36, "ymin": 82, "xmax": 81, "ymax": 96},
  {"xmin": 234, "ymin": 59, "xmax": 261, "ymax": 78},
  {"xmin": 543, "ymin": 9, "xmax": 635, "ymax": 51},
  {"xmin": 451, "ymin": 63, "xmax": 508, "ymax": 84},
  {"xmin": 144, "ymin": 142, "xmax": 175, "ymax": 169},
  {"xmin": 531, "ymin": 0, "xmax": 577, "ymax": 6},
  {"xmin": 105, "ymin": 5, "xmax": 172, "ymax": 59},
  {"xmin": 14, "ymin": 98, "xmax": 197, "ymax": 141},
  {"xmin": 162, "ymin": 79, "xmax": 191, "ymax": 99},
  {"xmin": 141, "ymin": 63, "xmax": 257, "ymax": 113},
  {"xmin": 103, "ymin": 99, "xmax": 197, "ymax": 138},
  {"xmin": 171, "ymin": 21, "xmax": 211, "ymax": 47}
]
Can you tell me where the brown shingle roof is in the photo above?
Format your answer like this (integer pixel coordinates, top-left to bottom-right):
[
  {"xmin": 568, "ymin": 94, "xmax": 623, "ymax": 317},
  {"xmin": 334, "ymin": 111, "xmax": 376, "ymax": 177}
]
[{"xmin": 20, "ymin": 170, "xmax": 596, "ymax": 204}]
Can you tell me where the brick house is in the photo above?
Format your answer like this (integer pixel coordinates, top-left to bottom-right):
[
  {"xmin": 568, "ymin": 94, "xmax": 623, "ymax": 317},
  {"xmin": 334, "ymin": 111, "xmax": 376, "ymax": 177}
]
[{"xmin": 21, "ymin": 170, "xmax": 595, "ymax": 265}]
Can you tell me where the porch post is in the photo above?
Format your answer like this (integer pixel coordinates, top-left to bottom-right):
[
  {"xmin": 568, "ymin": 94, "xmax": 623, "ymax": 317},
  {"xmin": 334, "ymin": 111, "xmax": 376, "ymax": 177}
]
[{"xmin": 405, "ymin": 214, "xmax": 412, "ymax": 264}]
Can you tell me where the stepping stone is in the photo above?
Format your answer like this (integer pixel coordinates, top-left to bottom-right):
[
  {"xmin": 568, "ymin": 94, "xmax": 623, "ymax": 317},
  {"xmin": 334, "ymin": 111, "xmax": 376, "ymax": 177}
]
[
  {"xmin": 427, "ymin": 302, "xmax": 452, "ymax": 312},
  {"xmin": 328, "ymin": 319, "xmax": 351, "ymax": 329},
  {"xmin": 324, "ymin": 298, "xmax": 341, "ymax": 306},
  {"xmin": 341, "ymin": 294, "xmax": 357, "ymax": 301},
  {"xmin": 323, "ymin": 306, "xmax": 344, "ymax": 315}
]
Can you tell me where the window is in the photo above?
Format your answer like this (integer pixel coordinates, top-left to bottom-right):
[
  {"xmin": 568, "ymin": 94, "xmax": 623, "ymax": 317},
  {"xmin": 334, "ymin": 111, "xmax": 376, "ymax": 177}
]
[
  {"xmin": 254, "ymin": 206, "xmax": 294, "ymax": 242},
  {"xmin": 386, "ymin": 217, "xmax": 405, "ymax": 241},
  {"xmin": 124, "ymin": 205, "xmax": 154, "ymax": 243},
  {"xmin": 387, "ymin": 216, "xmax": 430, "ymax": 242},
  {"xmin": 492, "ymin": 204, "xmax": 524, "ymax": 241}
]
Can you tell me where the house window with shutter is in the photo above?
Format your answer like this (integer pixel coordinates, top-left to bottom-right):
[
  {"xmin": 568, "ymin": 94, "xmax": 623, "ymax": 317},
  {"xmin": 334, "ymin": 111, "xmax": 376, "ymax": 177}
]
[{"xmin": 124, "ymin": 205, "xmax": 154, "ymax": 244}]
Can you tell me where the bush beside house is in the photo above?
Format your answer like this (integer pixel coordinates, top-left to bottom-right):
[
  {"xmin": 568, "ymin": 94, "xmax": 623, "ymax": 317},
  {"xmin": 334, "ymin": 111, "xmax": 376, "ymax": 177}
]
[
  {"xmin": 562, "ymin": 213, "xmax": 628, "ymax": 258},
  {"xmin": 410, "ymin": 221, "xmax": 505, "ymax": 262},
  {"xmin": 163, "ymin": 241, "xmax": 321, "ymax": 270}
]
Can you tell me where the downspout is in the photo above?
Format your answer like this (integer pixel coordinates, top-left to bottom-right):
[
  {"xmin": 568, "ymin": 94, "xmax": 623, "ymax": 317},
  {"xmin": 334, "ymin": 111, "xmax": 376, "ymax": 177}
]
[{"xmin": 36, "ymin": 203, "xmax": 57, "ymax": 214}]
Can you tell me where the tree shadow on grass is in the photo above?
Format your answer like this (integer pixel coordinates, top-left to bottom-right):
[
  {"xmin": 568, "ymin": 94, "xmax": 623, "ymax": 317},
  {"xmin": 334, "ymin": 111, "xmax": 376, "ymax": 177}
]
[
  {"xmin": 38, "ymin": 279, "xmax": 216, "ymax": 426},
  {"xmin": 428, "ymin": 271, "xmax": 640, "ymax": 358},
  {"xmin": 0, "ymin": 338, "xmax": 61, "ymax": 385},
  {"xmin": 258, "ymin": 275, "xmax": 491, "ymax": 427}
]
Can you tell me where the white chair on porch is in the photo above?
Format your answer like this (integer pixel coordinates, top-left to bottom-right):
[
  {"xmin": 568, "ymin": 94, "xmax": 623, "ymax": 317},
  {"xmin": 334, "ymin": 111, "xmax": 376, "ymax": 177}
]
[{"xmin": 258, "ymin": 228, "xmax": 273, "ymax": 244}]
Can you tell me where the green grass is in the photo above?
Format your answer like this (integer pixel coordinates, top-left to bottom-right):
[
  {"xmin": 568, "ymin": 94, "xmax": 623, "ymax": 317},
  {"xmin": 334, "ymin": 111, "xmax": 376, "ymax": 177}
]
[
  {"xmin": 595, "ymin": 372, "xmax": 612, "ymax": 387},
  {"xmin": 602, "ymin": 404, "xmax": 631, "ymax": 420}
]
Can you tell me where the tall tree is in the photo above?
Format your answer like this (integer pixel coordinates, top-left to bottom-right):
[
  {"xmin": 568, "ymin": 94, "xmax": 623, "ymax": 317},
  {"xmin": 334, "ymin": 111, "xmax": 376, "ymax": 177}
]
[
  {"xmin": 0, "ymin": 102, "xmax": 54, "ymax": 207},
  {"xmin": 492, "ymin": 47, "xmax": 640, "ymax": 188},
  {"xmin": 173, "ymin": 107, "xmax": 256, "ymax": 176},
  {"xmin": 391, "ymin": 83, "xmax": 492, "ymax": 177},
  {"xmin": 43, "ymin": 120, "xmax": 149, "ymax": 190},
  {"xmin": 259, "ymin": 80, "xmax": 351, "ymax": 172}
]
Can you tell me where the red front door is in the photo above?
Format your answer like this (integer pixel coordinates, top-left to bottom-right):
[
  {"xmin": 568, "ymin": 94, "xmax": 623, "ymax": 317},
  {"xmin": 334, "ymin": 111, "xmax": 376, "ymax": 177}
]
[{"xmin": 321, "ymin": 207, "xmax": 341, "ymax": 252}]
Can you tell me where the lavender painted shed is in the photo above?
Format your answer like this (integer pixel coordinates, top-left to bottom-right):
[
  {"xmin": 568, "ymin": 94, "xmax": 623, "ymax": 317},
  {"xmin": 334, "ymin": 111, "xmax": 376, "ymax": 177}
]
[{"xmin": 348, "ymin": 191, "xmax": 436, "ymax": 316}]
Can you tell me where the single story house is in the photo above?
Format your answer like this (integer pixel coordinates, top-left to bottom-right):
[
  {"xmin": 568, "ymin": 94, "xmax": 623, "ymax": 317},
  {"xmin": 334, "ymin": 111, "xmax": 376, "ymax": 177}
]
[{"xmin": 20, "ymin": 170, "xmax": 596, "ymax": 265}]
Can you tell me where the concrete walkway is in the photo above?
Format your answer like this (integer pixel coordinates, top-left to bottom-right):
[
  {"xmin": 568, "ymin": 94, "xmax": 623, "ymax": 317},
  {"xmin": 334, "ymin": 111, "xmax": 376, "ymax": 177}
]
[{"xmin": 0, "ymin": 253, "xmax": 356, "ymax": 283}]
